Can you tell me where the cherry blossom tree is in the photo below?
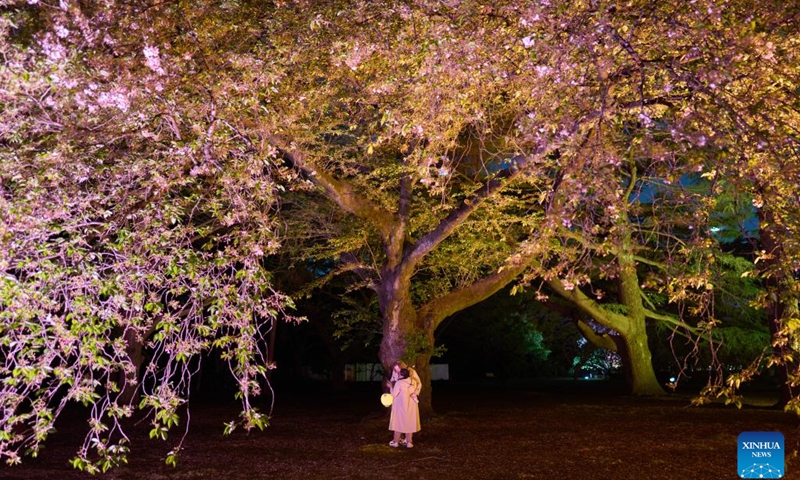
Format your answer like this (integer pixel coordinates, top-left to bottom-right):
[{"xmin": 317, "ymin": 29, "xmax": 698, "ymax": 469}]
[
  {"xmin": 1, "ymin": 0, "xmax": 296, "ymax": 470},
  {"xmin": 2, "ymin": 1, "xmax": 798, "ymax": 471},
  {"xmin": 266, "ymin": 0, "xmax": 798, "ymax": 405}
]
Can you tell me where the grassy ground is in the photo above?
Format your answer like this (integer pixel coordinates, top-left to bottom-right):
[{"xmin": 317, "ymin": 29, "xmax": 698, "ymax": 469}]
[{"xmin": 3, "ymin": 379, "xmax": 798, "ymax": 480}]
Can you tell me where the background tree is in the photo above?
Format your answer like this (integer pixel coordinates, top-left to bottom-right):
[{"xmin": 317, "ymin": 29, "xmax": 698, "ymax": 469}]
[
  {"xmin": 641, "ymin": 1, "xmax": 800, "ymax": 408},
  {"xmin": 507, "ymin": 0, "xmax": 798, "ymax": 400}
]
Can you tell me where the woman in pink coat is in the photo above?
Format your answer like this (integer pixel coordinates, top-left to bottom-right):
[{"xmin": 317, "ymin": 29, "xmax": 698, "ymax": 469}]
[{"xmin": 388, "ymin": 368, "xmax": 420, "ymax": 448}]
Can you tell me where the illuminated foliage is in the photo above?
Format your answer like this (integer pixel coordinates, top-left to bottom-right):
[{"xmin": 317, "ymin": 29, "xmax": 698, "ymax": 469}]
[{"xmin": 0, "ymin": 0, "xmax": 295, "ymax": 470}]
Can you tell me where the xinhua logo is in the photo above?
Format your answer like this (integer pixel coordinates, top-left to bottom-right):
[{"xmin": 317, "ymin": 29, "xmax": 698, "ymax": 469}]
[{"xmin": 738, "ymin": 431, "xmax": 784, "ymax": 479}]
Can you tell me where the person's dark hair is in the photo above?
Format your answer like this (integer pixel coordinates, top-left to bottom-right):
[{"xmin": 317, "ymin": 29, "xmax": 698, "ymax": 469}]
[{"xmin": 399, "ymin": 368, "xmax": 410, "ymax": 379}]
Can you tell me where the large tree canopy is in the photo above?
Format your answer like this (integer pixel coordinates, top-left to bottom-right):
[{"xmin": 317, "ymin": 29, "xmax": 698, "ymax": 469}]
[
  {"xmin": 265, "ymin": 0, "xmax": 799, "ymax": 404},
  {"xmin": 1, "ymin": 0, "xmax": 799, "ymax": 471}
]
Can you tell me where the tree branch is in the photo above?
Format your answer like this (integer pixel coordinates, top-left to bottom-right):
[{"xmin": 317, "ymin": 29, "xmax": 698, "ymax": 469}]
[
  {"xmin": 406, "ymin": 154, "xmax": 530, "ymax": 267},
  {"xmin": 632, "ymin": 255, "xmax": 666, "ymax": 269},
  {"xmin": 293, "ymin": 259, "xmax": 377, "ymax": 299},
  {"xmin": 340, "ymin": 252, "xmax": 379, "ymax": 288},
  {"xmin": 545, "ymin": 277, "xmax": 631, "ymax": 335},
  {"xmin": 423, "ymin": 243, "xmax": 537, "ymax": 329},
  {"xmin": 643, "ymin": 308, "xmax": 700, "ymax": 335},
  {"xmin": 575, "ymin": 319, "xmax": 618, "ymax": 351},
  {"xmin": 269, "ymin": 135, "xmax": 395, "ymax": 240}
]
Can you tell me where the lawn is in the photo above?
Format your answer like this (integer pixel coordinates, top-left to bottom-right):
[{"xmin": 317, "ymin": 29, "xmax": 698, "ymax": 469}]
[{"xmin": 3, "ymin": 380, "xmax": 797, "ymax": 480}]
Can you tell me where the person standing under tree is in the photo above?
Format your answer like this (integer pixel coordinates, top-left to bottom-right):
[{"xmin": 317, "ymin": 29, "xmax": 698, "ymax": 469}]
[
  {"xmin": 387, "ymin": 360, "xmax": 421, "ymax": 446},
  {"xmin": 388, "ymin": 368, "xmax": 421, "ymax": 448}
]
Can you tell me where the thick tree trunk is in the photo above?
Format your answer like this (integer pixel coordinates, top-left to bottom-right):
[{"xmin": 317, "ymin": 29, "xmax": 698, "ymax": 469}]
[
  {"xmin": 576, "ymin": 316, "xmax": 663, "ymax": 395},
  {"xmin": 375, "ymin": 265, "xmax": 443, "ymax": 414},
  {"xmin": 377, "ymin": 286, "xmax": 416, "ymax": 367},
  {"xmin": 615, "ymin": 236, "xmax": 665, "ymax": 396},
  {"xmin": 617, "ymin": 325, "xmax": 664, "ymax": 396},
  {"xmin": 567, "ymin": 310, "xmax": 664, "ymax": 395},
  {"xmin": 547, "ymin": 237, "xmax": 665, "ymax": 396},
  {"xmin": 376, "ymin": 268, "xmax": 420, "ymax": 392}
]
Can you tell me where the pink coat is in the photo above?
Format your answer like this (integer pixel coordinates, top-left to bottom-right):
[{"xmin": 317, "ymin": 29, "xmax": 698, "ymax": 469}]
[{"xmin": 389, "ymin": 378, "xmax": 421, "ymax": 433}]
